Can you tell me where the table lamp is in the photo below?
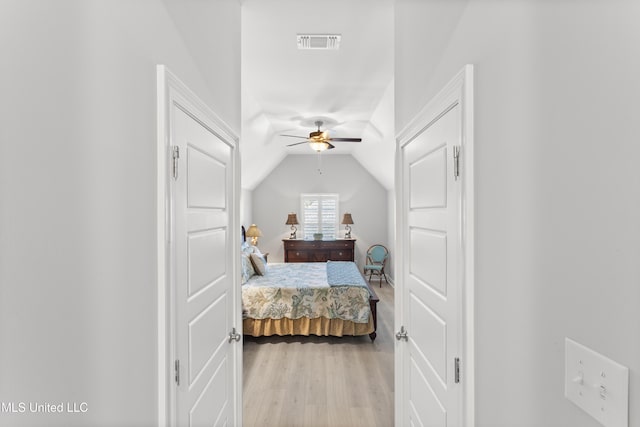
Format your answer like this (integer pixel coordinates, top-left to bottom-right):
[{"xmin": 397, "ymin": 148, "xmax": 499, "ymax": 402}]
[
  {"xmin": 246, "ymin": 224, "xmax": 262, "ymax": 245},
  {"xmin": 341, "ymin": 213, "xmax": 354, "ymax": 239},
  {"xmin": 285, "ymin": 213, "xmax": 299, "ymax": 239}
]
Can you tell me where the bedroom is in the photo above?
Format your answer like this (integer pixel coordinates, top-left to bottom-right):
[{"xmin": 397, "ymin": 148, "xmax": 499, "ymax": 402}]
[
  {"xmin": 1, "ymin": 1, "xmax": 639, "ymax": 427},
  {"xmin": 238, "ymin": 2, "xmax": 395, "ymax": 424}
]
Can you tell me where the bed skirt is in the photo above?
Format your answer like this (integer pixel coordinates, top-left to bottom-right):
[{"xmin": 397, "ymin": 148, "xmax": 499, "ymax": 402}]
[{"xmin": 243, "ymin": 314, "xmax": 374, "ymax": 338}]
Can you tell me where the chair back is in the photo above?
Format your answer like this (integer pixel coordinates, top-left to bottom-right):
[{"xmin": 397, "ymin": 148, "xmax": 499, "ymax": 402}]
[{"xmin": 367, "ymin": 245, "xmax": 388, "ymax": 265}]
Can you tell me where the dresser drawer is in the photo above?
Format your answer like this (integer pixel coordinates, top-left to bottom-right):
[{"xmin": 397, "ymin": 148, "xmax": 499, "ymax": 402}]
[
  {"xmin": 287, "ymin": 250, "xmax": 310, "ymax": 262},
  {"xmin": 329, "ymin": 250, "xmax": 353, "ymax": 261},
  {"xmin": 310, "ymin": 252, "xmax": 329, "ymax": 262},
  {"xmin": 320, "ymin": 241, "xmax": 352, "ymax": 250},
  {"xmin": 285, "ymin": 241, "xmax": 318, "ymax": 250}
]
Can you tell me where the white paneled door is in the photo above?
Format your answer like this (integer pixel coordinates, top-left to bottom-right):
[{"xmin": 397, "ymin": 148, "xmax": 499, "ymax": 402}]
[
  {"xmin": 396, "ymin": 66, "xmax": 474, "ymax": 426},
  {"xmin": 158, "ymin": 66, "xmax": 241, "ymax": 427},
  {"xmin": 174, "ymin": 107, "xmax": 234, "ymax": 427}
]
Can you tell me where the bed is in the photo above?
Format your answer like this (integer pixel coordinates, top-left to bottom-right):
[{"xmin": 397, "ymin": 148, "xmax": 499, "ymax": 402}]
[{"xmin": 240, "ymin": 227, "xmax": 379, "ymax": 341}]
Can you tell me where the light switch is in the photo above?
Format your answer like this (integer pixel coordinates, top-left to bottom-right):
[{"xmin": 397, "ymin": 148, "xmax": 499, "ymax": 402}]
[{"xmin": 565, "ymin": 338, "xmax": 629, "ymax": 427}]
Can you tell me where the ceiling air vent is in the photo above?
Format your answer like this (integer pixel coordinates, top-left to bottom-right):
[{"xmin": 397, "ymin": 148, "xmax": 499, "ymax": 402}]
[{"xmin": 297, "ymin": 34, "xmax": 341, "ymax": 50}]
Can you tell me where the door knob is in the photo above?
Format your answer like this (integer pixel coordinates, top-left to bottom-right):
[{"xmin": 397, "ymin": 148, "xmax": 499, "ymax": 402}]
[
  {"xmin": 228, "ymin": 327, "xmax": 241, "ymax": 343},
  {"xmin": 395, "ymin": 326, "xmax": 408, "ymax": 341}
]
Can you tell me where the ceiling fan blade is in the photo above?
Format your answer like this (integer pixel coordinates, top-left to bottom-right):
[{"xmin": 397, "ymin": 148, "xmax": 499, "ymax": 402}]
[
  {"xmin": 280, "ymin": 134, "xmax": 308, "ymax": 139},
  {"xmin": 327, "ymin": 143, "xmax": 336, "ymax": 150},
  {"xmin": 328, "ymin": 137, "xmax": 362, "ymax": 142},
  {"xmin": 286, "ymin": 141, "xmax": 309, "ymax": 147}
]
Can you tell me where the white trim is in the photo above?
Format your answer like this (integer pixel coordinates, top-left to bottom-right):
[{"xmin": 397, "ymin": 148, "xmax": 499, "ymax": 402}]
[
  {"xmin": 393, "ymin": 139, "xmax": 406, "ymax": 427},
  {"xmin": 394, "ymin": 64, "xmax": 475, "ymax": 427},
  {"xmin": 461, "ymin": 64, "xmax": 475, "ymax": 427},
  {"xmin": 156, "ymin": 65, "xmax": 241, "ymax": 427},
  {"xmin": 157, "ymin": 65, "xmax": 170, "ymax": 427}
]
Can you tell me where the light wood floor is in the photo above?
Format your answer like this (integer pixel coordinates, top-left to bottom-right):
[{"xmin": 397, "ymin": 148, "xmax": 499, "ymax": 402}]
[{"xmin": 243, "ymin": 282, "xmax": 395, "ymax": 427}]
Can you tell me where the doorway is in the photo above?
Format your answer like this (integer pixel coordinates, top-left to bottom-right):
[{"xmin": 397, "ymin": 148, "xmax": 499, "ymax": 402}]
[{"xmin": 157, "ymin": 64, "xmax": 474, "ymax": 427}]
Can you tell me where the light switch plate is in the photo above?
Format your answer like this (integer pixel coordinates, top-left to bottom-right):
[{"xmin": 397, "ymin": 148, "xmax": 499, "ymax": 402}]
[{"xmin": 565, "ymin": 338, "xmax": 629, "ymax": 427}]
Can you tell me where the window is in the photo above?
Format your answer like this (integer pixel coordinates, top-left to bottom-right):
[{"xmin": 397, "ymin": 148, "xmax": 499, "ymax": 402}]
[{"xmin": 301, "ymin": 193, "xmax": 338, "ymax": 239}]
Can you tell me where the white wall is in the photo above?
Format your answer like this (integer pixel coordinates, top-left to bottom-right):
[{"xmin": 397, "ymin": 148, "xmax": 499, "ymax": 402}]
[
  {"xmin": 396, "ymin": 1, "xmax": 640, "ymax": 426},
  {"xmin": 249, "ymin": 154, "xmax": 392, "ymax": 277},
  {"xmin": 240, "ymin": 188, "xmax": 253, "ymax": 231},
  {"xmin": 0, "ymin": 1, "xmax": 240, "ymax": 426},
  {"xmin": 386, "ymin": 189, "xmax": 396, "ymax": 284}
]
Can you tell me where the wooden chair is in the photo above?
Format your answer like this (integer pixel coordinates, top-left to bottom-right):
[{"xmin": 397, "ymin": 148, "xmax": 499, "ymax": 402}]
[{"xmin": 363, "ymin": 244, "xmax": 389, "ymax": 287}]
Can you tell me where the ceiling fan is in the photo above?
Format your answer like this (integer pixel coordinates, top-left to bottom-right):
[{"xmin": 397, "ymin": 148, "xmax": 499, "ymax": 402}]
[{"xmin": 282, "ymin": 120, "xmax": 362, "ymax": 152}]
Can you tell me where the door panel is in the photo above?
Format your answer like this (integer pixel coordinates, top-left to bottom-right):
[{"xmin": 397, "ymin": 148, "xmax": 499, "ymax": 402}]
[
  {"xmin": 173, "ymin": 105, "xmax": 234, "ymax": 427},
  {"xmin": 410, "ymin": 358, "xmax": 446, "ymax": 426},
  {"xmin": 189, "ymin": 294, "xmax": 226, "ymax": 383},
  {"xmin": 187, "ymin": 145, "xmax": 227, "ymax": 209},
  {"xmin": 188, "ymin": 230, "xmax": 226, "ymax": 296},
  {"xmin": 189, "ymin": 357, "xmax": 227, "ymax": 426},
  {"xmin": 410, "ymin": 294, "xmax": 447, "ymax": 384},
  {"xmin": 409, "ymin": 144, "xmax": 447, "ymax": 209},
  {"xmin": 410, "ymin": 228, "xmax": 447, "ymax": 297}
]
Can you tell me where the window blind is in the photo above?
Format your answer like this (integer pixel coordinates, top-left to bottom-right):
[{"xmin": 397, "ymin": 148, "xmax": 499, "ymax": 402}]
[{"xmin": 301, "ymin": 193, "xmax": 338, "ymax": 239}]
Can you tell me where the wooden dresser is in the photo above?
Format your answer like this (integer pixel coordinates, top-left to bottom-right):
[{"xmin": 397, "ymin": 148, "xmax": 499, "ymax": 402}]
[{"xmin": 283, "ymin": 239, "xmax": 356, "ymax": 263}]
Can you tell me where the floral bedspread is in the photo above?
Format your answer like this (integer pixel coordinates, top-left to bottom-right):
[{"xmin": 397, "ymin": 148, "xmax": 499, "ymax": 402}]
[{"xmin": 242, "ymin": 262, "xmax": 371, "ymax": 323}]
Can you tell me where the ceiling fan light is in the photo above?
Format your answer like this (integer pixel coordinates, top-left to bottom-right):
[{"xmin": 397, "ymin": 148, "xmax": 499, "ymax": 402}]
[
  {"xmin": 309, "ymin": 141, "xmax": 329, "ymax": 152},
  {"xmin": 310, "ymin": 130, "xmax": 323, "ymax": 140}
]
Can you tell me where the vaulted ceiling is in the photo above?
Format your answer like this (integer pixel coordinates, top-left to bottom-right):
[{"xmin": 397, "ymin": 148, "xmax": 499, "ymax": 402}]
[{"xmin": 240, "ymin": 0, "xmax": 395, "ymax": 190}]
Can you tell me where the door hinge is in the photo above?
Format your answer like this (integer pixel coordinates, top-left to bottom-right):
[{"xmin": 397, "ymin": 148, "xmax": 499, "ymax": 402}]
[
  {"xmin": 454, "ymin": 357, "xmax": 461, "ymax": 383},
  {"xmin": 228, "ymin": 327, "xmax": 241, "ymax": 343},
  {"xmin": 174, "ymin": 359, "xmax": 180, "ymax": 386},
  {"xmin": 172, "ymin": 146, "xmax": 180, "ymax": 180},
  {"xmin": 453, "ymin": 145, "xmax": 461, "ymax": 181},
  {"xmin": 395, "ymin": 326, "xmax": 408, "ymax": 341}
]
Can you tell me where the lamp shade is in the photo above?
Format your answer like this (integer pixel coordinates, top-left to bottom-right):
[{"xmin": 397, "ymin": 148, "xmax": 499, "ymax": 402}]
[
  {"xmin": 285, "ymin": 213, "xmax": 299, "ymax": 225},
  {"xmin": 246, "ymin": 224, "xmax": 262, "ymax": 237}
]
